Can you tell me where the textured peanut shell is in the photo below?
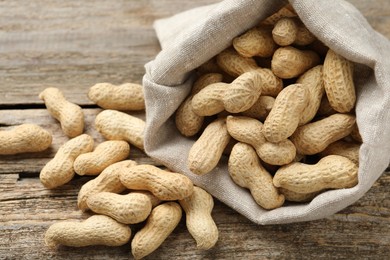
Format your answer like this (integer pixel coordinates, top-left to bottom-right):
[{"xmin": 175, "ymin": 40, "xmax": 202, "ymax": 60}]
[
  {"xmin": 216, "ymin": 48, "xmax": 258, "ymax": 77},
  {"xmin": 40, "ymin": 134, "xmax": 94, "ymax": 189},
  {"xmin": 241, "ymin": 95, "xmax": 275, "ymax": 121},
  {"xmin": 39, "ymin": 87, "xmax": 84, "ymax": 138},
  {"xmin": 88, "ymin": 82, "xmax": 145, "ymax": 111},
  {"xmin": 272, "ymin": 17, "xmax": 298, "ymax": 46},
  {"xmin": 188, "ymin": 118, "xmax": 231, "ymax": 175},
  {"xmin": 87, "ymin": 192, "xmax": 154, "ymax": 224},
  {"xmin": 279, "ymin": 188, "xmax": 320, "ymax": 202},
  {"xmin": 191, "ymin": 83, "xmax": 227, "ymax": 116},
  {"xmin": 323, "ymin": 49, "xmax": 356, "ymax": 113},
  {"xmin": 253, "ymin": 68, "xmax": 283, "ymax": 97},
  {"xmin": 291, "ymin": 113, "xmax": 356, "ymax": 155},
  {"xmin": 74, "ymin": 140, "xmax": 130, "ymax": 176},
  {"xmin": 261, "ymin": 4, "xmax": 297, "ymax": 25},
  {"xmin": 0, "ymin": 124, "xmax": 52, "ymax": 155},
  {"xmin": 45, "ymin": 215, "xmax": 131, "ymax": 248},
  {"xmin": 77, "ymin": 160, "xmax": 138, "ymax": 211},
  {"xmin": 263, "ymin": 84, "xmax": 309, "ymax": 143},
  {"xmin": 294, "ymin": 21, "xmax": 316, "ymax": 46},
  {"xmin": 223, "ymin": 71, "xmax": 263, "ymax": 113},
  {"xmin": 131, "ymin": 202, "xmax": 182, "ymax": 260},
  {"xmin": 226, "ymin": 115, "xmax": 296, "ymax": 166},
  {"xmin": 271, "ymin": 46, "xmax": 320, "ymax": 79},
  {"xmin": 319, "ymin": 140, "xmax": 360, "ymax": 165},
  {"xmin": 179, "ymin": 187, "xmax": 218, "ymax": 250},
  {"xmin": 228, "ymin": 142, "xmax": 285, "ymax": 209},
  {"xmin": 120, "ymin": 165, "xmax": 194, "ymax": 200},
  {"xmin": 233, "ymin": 26, "xmax": 277, "ymax": 58},
  {"xmin": 176, "ymin": 73, "xmax": 223, "ymax": 137},
  {"xmin": 95, "ymin": 109, "xmax": 145, "ymax": 150},
  {"xmin": 273, "ymin": 155, "xmax": 358, "ymax": 193},
  {"xmin": 297, "ymin": 65, "xmax": 325, "ymax": 125}
]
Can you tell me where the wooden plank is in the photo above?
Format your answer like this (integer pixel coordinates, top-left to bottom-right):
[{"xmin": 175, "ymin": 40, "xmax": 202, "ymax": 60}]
[
  {"xmin": 0, "ymin": 171, "xmax": 389, "ymax": 259},
  {"xmin": 0, "ymin": 109, "xmax": 158, "ymax": 175}
]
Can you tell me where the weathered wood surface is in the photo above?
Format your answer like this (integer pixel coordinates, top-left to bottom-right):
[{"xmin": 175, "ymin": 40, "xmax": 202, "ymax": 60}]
[{"xmin": 0, "ymin": 0, "xmax": 389, "ymax": 259}]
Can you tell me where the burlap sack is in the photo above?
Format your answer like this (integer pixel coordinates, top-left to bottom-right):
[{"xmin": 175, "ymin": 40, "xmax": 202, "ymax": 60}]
[{"xmin": 142, "ymin": 0, "xmax": 390, "ymax": 224}]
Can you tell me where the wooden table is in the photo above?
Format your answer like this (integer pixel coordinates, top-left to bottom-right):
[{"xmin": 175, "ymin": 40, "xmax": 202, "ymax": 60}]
[{"xmin": 1, "ymin": 1, "xmax": 389, "ymax": 259}]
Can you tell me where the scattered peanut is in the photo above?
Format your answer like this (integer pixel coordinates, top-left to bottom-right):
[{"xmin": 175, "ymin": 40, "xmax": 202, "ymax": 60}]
[
  {"xmin": 0, "ymin": 124, "xmax": 52, "ymax": 155},
  {"xmin": 216, "ymin": 48, "xmax": 258, "ymax": 77},
  {"xmin": 88, "ymin": 83, "xmax": 145, "ymax": 111},
  {"xmin": 45, "ymin": 215, "xmax": 131, "ymax": 248},
  {"xmin": 273, "ymin": 155, "xmax": 358, "ymax": 193},
  {"xmin": 74, "ymin": 140, "xmax": 130, "ymax": 176},
  {"xmin": 272, "ymin": 17, "xmax": 298, "ymax": 46},
  {"xmin": 179, "ymin": 186, "xmax": 218, "ymax": 250},
  {"xmin": 131, "ymin": 202, "xmax": 182, "ymax": 259},
  {"xmin": 39, "ymin": 87, "xmax": 84, "ymax": 137},
  {"xmin": 95, "ymin": 109, "xmax": 145, "ymax": 150},
  {"xmin": 279, "ymin": 188, "xmax": 320, "ymax": 203},
  {"xmin": 40, "ymin": 134, "xmax": 94, "ymax": 189},
  {"xmin": 319, "ymin": 140, "xmax": 360, "ymax": 165}
]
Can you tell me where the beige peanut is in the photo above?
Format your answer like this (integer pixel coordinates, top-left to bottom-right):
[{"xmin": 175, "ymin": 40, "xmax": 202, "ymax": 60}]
[
  {"xmin": 179, "ymin": 186, "xmax": 218, "ymax": 250},
  {"xmin": 228, "ymin": 142, "xmax": 285, "ymax": 209},
  {"xmin": 241, "ymin": 95, "xmax": 275, "ymax": 121},
  {"xmin": 73, "ymin": 140, "xmax": 130, "ymax": 176},
  {"xmin": 131, "ymin": 202, "xmax": 182, "ymax": 259},
  {"xmin": 272, "ymin": 17, "xmax": 299, "ymax": 46},
  {"xmin": 226, "ymin": 115, "xmax": 296, "ymax": 166},
  {"xmin": 40, "ymin": 134, "xmax": 94, "ymax": 189},
  {"xmin": 233, "ymin": 26, "xmax": 277, "ymax": 58},
  {"xmin": 291, "ymin": 113, "xmax": 356, "ymax": 155},
  {"xmin": 216, "ymin": 48, "xmax": 258, "ymax": 77},
  {"xmin": 253, "ymin": 68, "xmax": 283, "ymax": 97},
  {"xmin": 88, "ymin": 82, "xmax": 145, "ymax": 111},
  {"xmin": 0, "ymin": 124, "xmax": 52, "ymax": 155},
  {"xmin": 271, "ymin": 46, "xmax": 320, "ymax": 79},
  {"xmin": 261, "ymin": 4, "xmax": 297, "ymax": 25},
  {"xmin": 87, "ymin": 191, "xmax": 159, "ymax": 224},
  {"xmin": 45, "ymin": 215, "xmax": 131, "ymax": 248},
  {"xmin": 263, "ymin": 84, "xmax": 309, "ymax": 143},
  {"xmin": 175, "ymin": 73, "xmax": 223, "ymax": 137},
  {"xmin": 39, "ymin": 87, "xmax": 84, "ymax": 137},
  {"xmin": 273, "ymin": 155, "xmax": 358, "ymax": 193},
  {"xmin": 319, "ymin": 140, "xmax": 360, "ymax": 165},
  {"xmin": 279, "ymin": 188, "xmax": 320, "ymax": 203},
  {"xmin": 296, "ymin": 65, "xmax": 324, "ymax": 125},
  {"xmin": 77, "ymin": 160, "xmax": 138, "ymax": 211},
  {"xmin": 95, "ymin": 109, "xmax": 145, "ymax": 150},
  {"xmin": 191, "ymin": 71, "xmax": 262, "ymax": 116},
  {"xmin": 188, "ymin": 118, "xmax": 231, "ymax": 175},
  {"xmin": 120, "ymin": 164, "xmax": 194, "ymax": 200},
  {"xmin": 323, "ymin": 49, "xmax": 356, "ymax": 113}
]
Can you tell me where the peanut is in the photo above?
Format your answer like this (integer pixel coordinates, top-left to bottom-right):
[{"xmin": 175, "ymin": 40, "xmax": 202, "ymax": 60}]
[
  {"xmin": 88, "ymin": 82, "xmax": 145, "ymax": 111},
  {"xmin": 175, "ymin": 73, "xmax": 223, "ymax": 137},
  {"xmin": 77, "ymin": 160, "xmax": 138, "ymax": 211},
  {"xmin": 241, "ymin": 95, "xmax": 275, "ymax": 121},
  {"xmin": 87, "ymin": 191, "xmax": 158, "ymax": 224},
  {"xmin": 95, "ymin": 109, "xmax": 145, "ymax": 150},
  {"xmin": 179, "ymin": 186, "xmax": 218, "ymax": 250},
  {"xmin": 226, "ymin": 115, "xmax": 296, "ymax": 165},
  {"xmin": 39, "ymin": 87, "xmax": 84, "ymax": 137},
  {"xmin": 45, "ymin": 215, "xmax": 131, "ymax": 248},
  {"xmin": 216, "ymin": 48, "xmax": 258, "ymax": 77},
  {"xmin": 294, "ymin": 21, "xmax": 316, "ymax": 46},
  {"xmin": 119, "ymin": 164, "xmax": 194, "ymax": 200},
  {"xmin": 188, "ymin": 118, "xmax": 231, "ymax": 175},
  {"xmin": 233, "ymin": 26, "xmax": 277, "ymax": 58},
  {"xmin": 253, "ymin": 68, "xmax": 283, "ymax": 97},
  {"xmin": 319, "ymin": 140, "xmax": 360, "ymax": 165},
  {"xmin": 273, "ymin": 155, "xmax": 358, "ymax": 193},
  {"xmin": 261, "ymin": 4, "xmax": 297, "ymax": 26},
  {"xmin": 323, "ymin": 49, "xmax": 356, "ymax": 113},
  {"xmin": 131, "ymin": 202, "xmax": 182, "ymax": 259},
  {"xmin": 228, "ymin": 142, "xmax": 285, "ymax": 209},
  {"xmin": 40, "ymin": 134, "xmax": 94, "ymax": 189},
  {"xmin": 279, "ymin": 188, "xmax": 320, "ymax": 202},
  {"xmin": 291, "ymin": 113, "xmax": 356, "ymax": 155},
  {"xmin": 0, "ymin": 124, "xmax": 52, "ymax": 155},
  {"xmin": 263, "ymin": 84, "xmax": 309, "ymax": 143},
  {"xmin": 296, "ymin": 65, "xmax": 324, "ymax": 125},
  {"xmin": 272, "ymin": 17, "xmax": 298, "ymax": 46},
  {"xmin": 74, "ymin": 140, "xmax": 130, "ymax": 176},
  {"xmin": 271, "ymin": 46, "xmax": 320, "ymax": 79},
  {"xmin": 191, "ymin": 71, "xmax": 262, "ymax": 116}
]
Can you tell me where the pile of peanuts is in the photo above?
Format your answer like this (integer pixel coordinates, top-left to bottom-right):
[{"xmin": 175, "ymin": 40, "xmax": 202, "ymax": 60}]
[
  {"xmin": 0, "ymin": 83, "xmax": 218, "ymax": 259},
  {"xmin": 0, "ymin": 3, "xmax": 363, "ymax": 258},
  {"xmin": 176, "ymin": 4, "xmax": 361, "ymax": 209}
]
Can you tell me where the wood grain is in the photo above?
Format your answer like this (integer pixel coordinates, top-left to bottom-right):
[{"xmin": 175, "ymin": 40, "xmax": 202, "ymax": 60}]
[{"xmin": 0, "ymin": 0, "xmax": 389, "ymax": 259}]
